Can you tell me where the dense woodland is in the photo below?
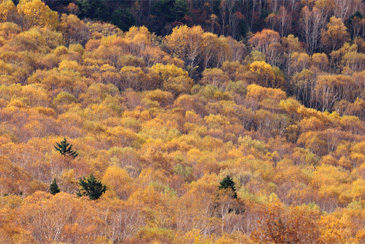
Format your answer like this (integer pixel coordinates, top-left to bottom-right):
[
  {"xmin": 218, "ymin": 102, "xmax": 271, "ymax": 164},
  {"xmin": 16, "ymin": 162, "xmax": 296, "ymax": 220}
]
[{"xmin": 0, "ymin": 0, "xmax": 364, "ymax": 243}]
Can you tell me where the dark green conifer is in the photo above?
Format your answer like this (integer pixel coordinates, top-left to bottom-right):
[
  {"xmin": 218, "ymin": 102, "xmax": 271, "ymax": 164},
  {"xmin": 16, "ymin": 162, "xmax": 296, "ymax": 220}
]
[
  {"xmin": 77, "ymin": 173, "xmax": 106, "ymax": 200},
  {"xmin": 219, "ymin": 175, "xmax": 237, "ymax": 198},
  {"xmin": 54, "ymin": 137, "xmax": 78, "ymax": 158},
  {"xmin": 50, "ymin": 178, "xmax": 60, "ymax": 195}
]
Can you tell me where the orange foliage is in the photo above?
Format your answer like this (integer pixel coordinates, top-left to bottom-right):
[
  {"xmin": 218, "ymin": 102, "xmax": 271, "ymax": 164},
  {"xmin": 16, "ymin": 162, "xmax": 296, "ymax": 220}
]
[{"xmin": 0, "ymin": 11, "xmax": 364, "ymax": 243}]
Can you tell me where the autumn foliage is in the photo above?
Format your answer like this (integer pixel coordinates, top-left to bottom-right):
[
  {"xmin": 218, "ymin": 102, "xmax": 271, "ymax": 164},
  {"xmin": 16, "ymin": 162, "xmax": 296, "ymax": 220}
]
[{"xmin": 0, "ymin": 0, "xmax": 364, "ymax": 243}]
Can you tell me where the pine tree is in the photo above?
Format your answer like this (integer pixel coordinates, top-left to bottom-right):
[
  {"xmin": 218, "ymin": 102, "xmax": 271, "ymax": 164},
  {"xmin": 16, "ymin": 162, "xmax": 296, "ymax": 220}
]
[
  {"xmin": 219, "ymin": 175, "xmax": 237, "ymax": 198},
  {"xmin": 77, "ymin": 173, "xmax": 106, "ymax": 200},
  {"xmin": 54, "ymin": 137, "xmax": 78, "ymax": 158},
  {"xmin": 50, "ymin": 178, "xmax": 60, "ymax": 195}
]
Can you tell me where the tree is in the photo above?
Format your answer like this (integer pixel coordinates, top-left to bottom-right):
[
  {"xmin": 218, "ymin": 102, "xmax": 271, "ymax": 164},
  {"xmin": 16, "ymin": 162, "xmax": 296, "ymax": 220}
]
[
  {"xmin": 17, "ymin": 191, "xmax": 102, "ymax": 243},
  {"xmin": 59, "ymin": 14, "xmax": 90, "ymax": 45},
  {"xmin": 119, "ymin": 66, "xmax": 153, "ymax": 91},
  {"xmin": 215, "ymin": 175, "xmax": 245, "ymax": 232},
  {"xmin": 200, "ymin": 68, "xmax": 231, "ymax": 89},
  {"xmin": 266, "ymin": 6, "xmax": 291, "ymax": 37},
  {"xmin": 17, "ymin": 0, "xmax": 59, "ymax": 29},
  {"xmin": 102, "ymin": 166, "xmax": 134, "ymax": 200},
  {"xmin": 276, "ymin": 6, "xmax": 291, "ymax": 37},
  {"xmin": 110, "ymin": 8, "xmax": 135, "ymax": 31},
  {"xmin": 248, "ymin": 29, "xmax": 280, "ymax": 55},
  {"xmin": 54, "ymin": 137, "xmax": 78, "ymax": 158},
  {"xmin": 164, "ymin": 25, "xmax": 204, "ymax": 68},
  {"xmin": 150, "ymin": 63, "xmax": 193, "ymax": 96},
  {"xmin": 334, "ymin": 0, "xmax": 353, "ymax": 21},
  {"xmin": 219, "ymin": 175, "xmax": 237, "ymax": 198},
  {"xmin": 312, "ymin": 53, "xmax": 329, "ymax": 72},
  {"xmin": 290, "ymin": 69, "xmax": 316, "ymax": 107},
  {"xmin": 44, "ymin": 0, "xmax": 73, "ymax": 11},
  {"xmin": 299, "ymin": 6, "xmax": 326, "ymax": 54},
  {"xmin": 313, "ymin": 74, "xmax": 358, "ymax": 111},
  {"xmin": 77, "ymin": 0, "xmax": 108, "ymax": 21},
  {"xmin": 77, "ymin": 173, "xmax": 106, "ymax": 200},
  {"xmin": 149, "ymin": 0, "xmax": 188, "ymax": 35},
  {"xmin": 50, "ymin": 178, "xmax": 60, "ymax": 195},
  {"xmin": 251, "ymin": 204, "xmax": 322, "ymax": 243},
  {"xmin": 200, "ymin": 32, "xmax": 220, "ymax": 69},
  {"xmin": 0, "ymin": 0, "xmax": 17, "ymax": 22},
  {"xmin": 248, "ymin": 61, "xmax": 279, "ymax": 88},
  {"xmin": 321, "ymin": 17, "xmax": 350, "ymax": 52}
]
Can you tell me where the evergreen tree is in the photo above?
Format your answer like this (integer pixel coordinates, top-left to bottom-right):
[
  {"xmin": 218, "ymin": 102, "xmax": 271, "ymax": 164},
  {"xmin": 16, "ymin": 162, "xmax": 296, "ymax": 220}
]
[
  {"xmin": 77, "ymin": 173, "xmax": 106, "ymax": 200},
  {"xmin": 50, "ymin": 178, "xmax": 60, "ymax": 195},
  {"xmin": 77, "ymin": 0, "xmax": 109, "ymax": 21},
  {"xmin": 54, "ymin": 137, "xmax": 78, "ymax": 158},
  {"xmin": 219, "ymin": 175, "xmax": 237, "ymax": 198},
  {"xmin": 110, "ymin": 8, "xmax": 135, "ymax": 31}
]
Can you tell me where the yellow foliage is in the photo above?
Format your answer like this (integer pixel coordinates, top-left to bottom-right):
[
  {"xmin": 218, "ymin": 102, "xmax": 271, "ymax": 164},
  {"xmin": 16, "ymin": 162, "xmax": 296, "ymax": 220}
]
[
  {"xmin": 246, "ymin": 84, "xmax": 286, "ymax": 103},
  {"xmin": 151, "ymin": 63, "xmax": 193, "ymax": 96},
  {"xmin": 59, "ymin": 14, "xmax": 90, "ymax": 45},
  {"xmin": 0, "ymin": 17, "xmax": 364, "ymax": 244},
  {"xmin": 0, "ymin": 0, "xmax": 17, "ymax": 22},
  {"xmin": 200, "ymin": 68, "xmax": 231, "ymax": 89},
  {"xmin": 102, "ymin": 165, "xmax": 134, "ymax": 200},
  {"xmin": 165, "ymin": 25, "xmax": 204, "ymax": 66},
  {"xmin": 319, "ymin": 214, "xmax": 353, "ymax": 243},
  {"xmin": 151, "ymin": 63, "xmax": 189, "ymax": 81},
  {"xmin": 321, "ymin": 17, "xmax": 350, "ymax": 52},
  {"xmin": 17, "ymin": 0, "xmax": 59, "ymax": 29},
  {"xmin": 59, "ymin": 60, "xmax": 84, "ymax": 73},
  {"xmin": 249, "ymin": 61, "xmax": 278, "ymax": 88}
]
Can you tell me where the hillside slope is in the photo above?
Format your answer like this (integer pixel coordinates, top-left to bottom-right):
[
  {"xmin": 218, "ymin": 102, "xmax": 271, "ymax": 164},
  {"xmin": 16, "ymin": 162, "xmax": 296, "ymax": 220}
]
[{"xmin": 0, "ymin": 0, "xmax": 364, "ymax": 243}]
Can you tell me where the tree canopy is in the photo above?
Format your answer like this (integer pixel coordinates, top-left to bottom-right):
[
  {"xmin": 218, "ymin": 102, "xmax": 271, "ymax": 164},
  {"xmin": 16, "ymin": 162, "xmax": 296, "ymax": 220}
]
[
  {"xmin": 0, "ymin": 0, "xmax": 364, "ymax": 242},
  {"xmin": 77, "ymin": 173, "xmax": 106, "ymax": 200},
  {"xmin": 54, "ymin": 137, "xmax": 78, "ymax": 158}
]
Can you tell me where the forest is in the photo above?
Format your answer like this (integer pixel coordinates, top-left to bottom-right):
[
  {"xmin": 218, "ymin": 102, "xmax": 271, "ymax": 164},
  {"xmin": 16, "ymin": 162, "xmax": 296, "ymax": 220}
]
[{"xmin": 0, "ymin": 0, "xmax": 364, "ymax": 243}]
